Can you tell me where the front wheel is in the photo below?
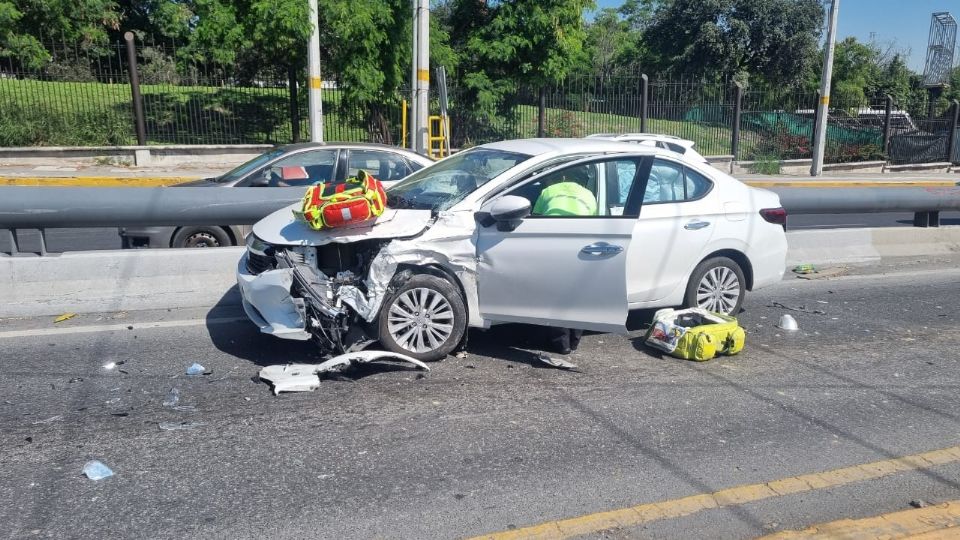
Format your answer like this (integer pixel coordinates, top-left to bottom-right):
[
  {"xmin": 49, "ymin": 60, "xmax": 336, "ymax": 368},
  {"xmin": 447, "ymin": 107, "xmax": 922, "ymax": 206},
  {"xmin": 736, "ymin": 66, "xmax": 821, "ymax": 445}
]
[
  {"xmin": 684, "ymin": 257, "xmax": 746, "ymax": 315},
  {"xmin": 377, "ymin": 274, "xmax": 467, "ymax": 362}
]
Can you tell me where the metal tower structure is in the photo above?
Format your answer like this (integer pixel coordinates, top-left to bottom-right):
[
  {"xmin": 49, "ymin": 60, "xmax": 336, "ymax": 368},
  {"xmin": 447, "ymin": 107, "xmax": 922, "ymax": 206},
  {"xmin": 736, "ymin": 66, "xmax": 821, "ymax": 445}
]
[{"xmin": 922, "ymin": 12, "xmax": 957, "ymax": 88}]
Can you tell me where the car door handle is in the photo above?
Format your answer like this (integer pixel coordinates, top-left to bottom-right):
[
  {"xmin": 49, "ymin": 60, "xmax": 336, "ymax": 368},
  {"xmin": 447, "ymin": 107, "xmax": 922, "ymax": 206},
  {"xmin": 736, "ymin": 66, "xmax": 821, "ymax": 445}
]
[
  {"xmin": 684, "ymin": 220, "xmax": 711, "ymax": 230},
  {"xmin": 580, "ymin": 242, "xmax": 623, "ymax": 255}
]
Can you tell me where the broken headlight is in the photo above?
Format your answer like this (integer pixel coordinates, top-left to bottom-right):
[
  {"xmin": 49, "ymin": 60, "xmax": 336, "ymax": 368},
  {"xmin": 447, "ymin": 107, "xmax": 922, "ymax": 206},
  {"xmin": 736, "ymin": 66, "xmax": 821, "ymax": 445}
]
[{"xmin": 245, "ymin": 234, "xmax": 276, "ymax": 274}]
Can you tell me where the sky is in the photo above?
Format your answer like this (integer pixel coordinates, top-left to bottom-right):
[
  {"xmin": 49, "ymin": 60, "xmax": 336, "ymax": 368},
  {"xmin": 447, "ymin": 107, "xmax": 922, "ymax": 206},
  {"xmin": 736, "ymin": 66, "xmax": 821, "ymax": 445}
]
[{"xmin": 591, "ymin": 0, "xmax": 958, "ymax": 73}]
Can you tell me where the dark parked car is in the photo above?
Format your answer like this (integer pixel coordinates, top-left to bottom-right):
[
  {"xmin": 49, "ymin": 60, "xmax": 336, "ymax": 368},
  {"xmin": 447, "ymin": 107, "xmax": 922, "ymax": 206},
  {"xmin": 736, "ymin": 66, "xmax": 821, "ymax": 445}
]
[{"xmin": 120, "ymin": 142, "xmax": 433, "ymax": 248}]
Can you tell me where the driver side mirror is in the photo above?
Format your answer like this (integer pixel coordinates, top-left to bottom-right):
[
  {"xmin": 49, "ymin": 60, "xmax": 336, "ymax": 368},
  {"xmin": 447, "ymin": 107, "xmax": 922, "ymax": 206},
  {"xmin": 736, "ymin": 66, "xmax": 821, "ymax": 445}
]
[{"xmin": 476, "ymin": 195, "xmax": 531, "ymax": 232}]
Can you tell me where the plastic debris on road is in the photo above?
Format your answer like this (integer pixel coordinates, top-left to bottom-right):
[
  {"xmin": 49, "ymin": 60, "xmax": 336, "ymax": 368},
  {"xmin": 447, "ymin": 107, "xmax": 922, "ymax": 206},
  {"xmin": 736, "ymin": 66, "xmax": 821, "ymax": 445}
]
[
  {"xmin": 185, "ymin": 363, "xmax": 207, "ymax": 376},
  {"xmin": 534, "ymin": 352, "xmax": 578, "ymax": 370},
  {"xmin": 54, "ymin": 313, "xmax": 77, "ymax": 323},
  {"xmin": 259, "ymin": 351, "xmax": 430, "ymax": 395},
  {"xmin": 82, "ymin": 460, "xmax": 114, "ymax": 480},
  {"xmin": 777, "ymin": 314, "xmax": 799, "ymax": 331},
  {"xmin": 162, "ymin": 388, "xmax": 180, "ymax": 407},
  {"xmin": 158, "ymin": 421, "xmax": 205, "ymax": 431},
  {"xmin": 792, "ymin": 264, "xmax": 817, "ymax": 275},
  {"xmin": 770, "ymin": 302, "xmax": 825, "ymax": 315},
  {"xmin": 103, "ymin": 362, "xmax": 117, "ymax": 370}
]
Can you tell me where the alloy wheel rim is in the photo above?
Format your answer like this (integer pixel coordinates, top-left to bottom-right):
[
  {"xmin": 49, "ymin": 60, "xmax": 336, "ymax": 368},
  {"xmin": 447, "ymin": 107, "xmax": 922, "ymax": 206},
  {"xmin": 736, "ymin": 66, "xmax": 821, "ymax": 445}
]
[
  {"xmin": 696, "ymin": 267, "xmax": 740, "ymax": 314},
  {"xmin": 387, "ymin": 288, "xmax": 454, "ymax": 353}
]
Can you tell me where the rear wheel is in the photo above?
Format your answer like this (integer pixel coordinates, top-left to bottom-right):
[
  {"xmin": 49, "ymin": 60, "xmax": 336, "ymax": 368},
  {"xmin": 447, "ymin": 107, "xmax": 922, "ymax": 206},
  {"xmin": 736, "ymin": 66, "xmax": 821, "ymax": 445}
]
[
  {"xmin": 171, "ymin": 227, "xmax": 231, "ymax": 248},
  {"xmin": 377, "ymin": 274, "xmax": 466, "ymax": 362},
  {"xmin": 684, "ymin": 257, "xmax": 746, "ymax": 315}
]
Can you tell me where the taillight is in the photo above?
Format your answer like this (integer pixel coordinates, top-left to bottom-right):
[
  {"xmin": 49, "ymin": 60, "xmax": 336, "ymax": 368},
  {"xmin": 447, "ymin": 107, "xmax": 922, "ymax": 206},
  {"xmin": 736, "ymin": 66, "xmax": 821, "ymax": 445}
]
[{"xmin": 760, "ymin": 207, "xmax": 787, "ymax": 230}]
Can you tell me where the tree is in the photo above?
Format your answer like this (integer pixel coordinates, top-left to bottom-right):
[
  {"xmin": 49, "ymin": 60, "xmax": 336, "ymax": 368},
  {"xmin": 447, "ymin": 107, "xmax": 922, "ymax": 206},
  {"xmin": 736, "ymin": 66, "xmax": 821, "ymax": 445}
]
[
  {"xmin": 643, "ymin": 0, "xmax": 823, "ymax": 85},
  {"xmin": 829, "ymin": 37, "xmax": 881, "ymax": 106},
  {"xmin": 0, "ymin": 1, "xmax": 47, "ymax": 68},
  {"xmin": 583, "ymin": 8, "xmax": 631, "ymax": 78}
]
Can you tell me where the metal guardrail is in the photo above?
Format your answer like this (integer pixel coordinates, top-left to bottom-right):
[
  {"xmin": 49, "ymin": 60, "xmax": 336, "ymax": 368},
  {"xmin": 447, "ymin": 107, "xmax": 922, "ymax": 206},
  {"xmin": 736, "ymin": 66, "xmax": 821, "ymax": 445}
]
[
  {"xmin": 1, "ymin": 185, "xmax": 959, "ymax": 254},
  {"xmin": 0, "ymin": 187, "xmax": 304, "ymax": 255}
]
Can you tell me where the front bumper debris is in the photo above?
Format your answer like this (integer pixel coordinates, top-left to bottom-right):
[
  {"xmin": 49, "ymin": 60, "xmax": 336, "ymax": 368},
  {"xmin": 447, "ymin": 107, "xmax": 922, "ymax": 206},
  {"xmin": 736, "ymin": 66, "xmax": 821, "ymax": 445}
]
[
  {"xmin": 237, "ymin": 254, "xmax": 312, "ymax": 341},
  {"xmin": 258, "ymin": 351, "xmax": 430, "ymax": 395}
]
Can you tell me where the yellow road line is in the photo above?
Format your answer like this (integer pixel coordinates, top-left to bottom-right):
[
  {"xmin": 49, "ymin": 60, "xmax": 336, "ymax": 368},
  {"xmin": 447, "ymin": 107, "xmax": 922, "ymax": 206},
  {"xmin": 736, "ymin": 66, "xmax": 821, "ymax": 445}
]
[
  {"xmin": 757, "ymin": 500, "xmax": 960, "ymax": 539},
  {"xmin": 0, "ymin": 176, "xmax": 200, "ymax": 187},
  {"xmin": 744, "ymin": 180, "xmax": 959, "ymax": 188},
  {"xmin": 469, "ymin": 445, "xmax": 960, "ymax": 540}
]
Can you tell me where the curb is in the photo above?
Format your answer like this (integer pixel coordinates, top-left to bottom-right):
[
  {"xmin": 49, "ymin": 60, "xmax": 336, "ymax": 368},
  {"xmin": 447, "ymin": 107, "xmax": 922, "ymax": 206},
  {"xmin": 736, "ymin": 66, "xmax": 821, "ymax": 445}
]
[{"xmin": 0, "ymin": 176, "xmax": 200, "ymax": 187}]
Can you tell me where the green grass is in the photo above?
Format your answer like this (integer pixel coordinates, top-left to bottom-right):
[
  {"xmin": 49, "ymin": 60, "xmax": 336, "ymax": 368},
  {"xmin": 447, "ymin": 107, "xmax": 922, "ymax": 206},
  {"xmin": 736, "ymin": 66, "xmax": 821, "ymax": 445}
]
[{"xmin": 0, "ymin": 79, "xmax": 369, "ymax": 146}]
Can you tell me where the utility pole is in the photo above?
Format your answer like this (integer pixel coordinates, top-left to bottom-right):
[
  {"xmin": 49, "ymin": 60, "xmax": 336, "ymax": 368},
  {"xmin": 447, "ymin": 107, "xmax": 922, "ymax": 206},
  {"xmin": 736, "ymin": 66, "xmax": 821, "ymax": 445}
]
[
  {"xmin": 307, "ymin": 0, "xmax": 324, "ymax": 142},
  {"xmin": 811, "ymin": 0, "xmax": 839, "ymax": 176},
  {"xmin": 410, "ymin": 0, "xmax": 429, "ymax": 154}
]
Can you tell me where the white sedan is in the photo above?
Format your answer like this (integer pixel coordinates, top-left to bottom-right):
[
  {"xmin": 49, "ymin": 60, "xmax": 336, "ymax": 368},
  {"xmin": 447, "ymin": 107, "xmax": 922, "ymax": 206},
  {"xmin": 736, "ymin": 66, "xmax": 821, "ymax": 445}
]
[{"xmin": 237, "ymin": 139, "xmax": 787, "ymax": 361}]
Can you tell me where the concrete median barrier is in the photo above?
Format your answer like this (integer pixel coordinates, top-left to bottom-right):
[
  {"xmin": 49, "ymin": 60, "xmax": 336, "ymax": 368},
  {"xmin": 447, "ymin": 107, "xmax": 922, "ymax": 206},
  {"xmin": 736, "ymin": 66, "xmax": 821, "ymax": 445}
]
[
  {"xmin": 0, "ymin": 247, "xmax": 244, "ymax": 317},
  {"xmin": 3, "ymin": 227, "xmax": 960, "ymax": 318}
]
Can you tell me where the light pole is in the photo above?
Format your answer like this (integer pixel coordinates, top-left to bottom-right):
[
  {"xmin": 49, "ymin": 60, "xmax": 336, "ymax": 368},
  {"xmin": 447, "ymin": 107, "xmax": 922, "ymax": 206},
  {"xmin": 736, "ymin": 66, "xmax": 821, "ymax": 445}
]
[
  {"xmin": 410, "ymin": 0, "xmax": 429, "ymax": 154},
  {"xmin": 307, "ymin": 0, "xmax": 324, "ymax": 142},
  {"xmin": 811, "ymin": 0, "xmax": 839, "ymax": 176}
]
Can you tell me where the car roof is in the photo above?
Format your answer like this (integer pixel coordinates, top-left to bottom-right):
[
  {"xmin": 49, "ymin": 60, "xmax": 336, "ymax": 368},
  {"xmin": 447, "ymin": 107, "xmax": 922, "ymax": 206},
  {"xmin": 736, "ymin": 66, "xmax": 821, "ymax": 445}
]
[
  {"xmin": 587, "ymin": 133, "xmax": 696, "ymax": 148},
  {"xmin": 478, "ymin": 138, "xmax": 657, "ymax": 156},
  {"xmin": 276, "ymin": 142, "xmax": 432, "ymax": 162}
]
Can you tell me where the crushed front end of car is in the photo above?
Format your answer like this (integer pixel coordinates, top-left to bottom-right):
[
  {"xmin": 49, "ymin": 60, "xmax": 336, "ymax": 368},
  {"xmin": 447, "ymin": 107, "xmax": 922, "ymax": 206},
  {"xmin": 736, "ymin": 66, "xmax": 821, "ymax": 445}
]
[{"xmin": 238, "ymin": 234, "xmax": 391, "ymax": 354}]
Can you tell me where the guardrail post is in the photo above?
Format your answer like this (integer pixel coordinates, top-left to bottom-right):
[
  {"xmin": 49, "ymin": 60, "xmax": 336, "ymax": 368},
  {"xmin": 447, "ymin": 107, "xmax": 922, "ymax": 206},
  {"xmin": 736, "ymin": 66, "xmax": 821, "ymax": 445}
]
[
  {"xmin": 123, "ymin": 32, "xmax": 147, "ymax": 146},
  {"xmin": 948, "ymin": 99, "xmax": 959, "ymax": 164},
  {"xmin": 914, "ymin": 211, "xmax": 940, "ymax": 228},
  {"xmin": 882, "ymin": 94, "xmax": 893, "ymax": 156},
  {"xmin": 639, "ymin": 74, "xmax": 649, "ymax": 132},
  {"xmin": 288, "ymin": 66, "xmax": 301, "ymax": 143},
  {"xmin": 731, "ymin": 83, "xmax": 743, "ymax": 159},
  {"xmin": 4, "ymin": 229, "xmax": 18, "ymax": 255}
]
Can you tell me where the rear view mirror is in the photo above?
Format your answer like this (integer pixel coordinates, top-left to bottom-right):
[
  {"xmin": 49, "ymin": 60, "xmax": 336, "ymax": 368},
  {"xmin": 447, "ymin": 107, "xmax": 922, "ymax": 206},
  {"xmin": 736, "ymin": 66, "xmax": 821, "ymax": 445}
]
[{"xmin": 476, "ymin": 195, "xmax": 531, "ymax": 231}]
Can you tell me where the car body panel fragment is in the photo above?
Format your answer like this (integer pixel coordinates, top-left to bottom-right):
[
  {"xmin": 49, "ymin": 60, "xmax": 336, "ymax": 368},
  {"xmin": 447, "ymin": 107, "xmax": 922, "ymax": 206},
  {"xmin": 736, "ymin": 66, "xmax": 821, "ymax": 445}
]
[{"xmin": 258, "ymin": 351, "xmax": 430, "ymax": 394}]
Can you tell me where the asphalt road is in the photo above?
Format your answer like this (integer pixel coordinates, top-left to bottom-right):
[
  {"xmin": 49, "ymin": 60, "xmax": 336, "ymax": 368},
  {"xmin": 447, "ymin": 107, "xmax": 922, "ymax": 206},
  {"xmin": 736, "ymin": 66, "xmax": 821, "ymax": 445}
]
[
  {"xmin": 4, "ymin": 212, "xmax": 960, "ymax": 254},
  {"xmin": 2, "ymin": 258, "xmax": 960, "ymax": 539}
]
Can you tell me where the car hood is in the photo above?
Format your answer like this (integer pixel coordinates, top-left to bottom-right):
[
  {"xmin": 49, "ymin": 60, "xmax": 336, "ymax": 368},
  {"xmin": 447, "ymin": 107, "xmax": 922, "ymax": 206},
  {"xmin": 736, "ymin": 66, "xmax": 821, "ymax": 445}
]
[
  {"xmin": 252, "ymin": 203, "xmax": 434, "ymax": 246},
  {"xmin": 177, "ymin": 178, "xmax": 221, "ymax": 186}
]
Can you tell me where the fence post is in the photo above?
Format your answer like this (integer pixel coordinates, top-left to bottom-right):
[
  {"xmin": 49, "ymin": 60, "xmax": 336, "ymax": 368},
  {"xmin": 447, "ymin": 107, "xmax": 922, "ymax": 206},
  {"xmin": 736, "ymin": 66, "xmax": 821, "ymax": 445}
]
[
  {"xmin": 948, "ymin": 99, "xmax": 959, "ymax": 164},
  {"xmin": 639, "ymin": 74, "xmax": 649, "ymax": 132},
  {"xmin": 537, "ymin": 86, "xmax": 546, "ymax": 137},
  {"xmin": 288, "ymin": 66, "xmax": 300, "ymax": 143},
  {"xmin": 123, "ymin": 32, "xmax": 147, "ymax": 146},
  {"xmin": 731, "ymin": 83, "xmax": 743, "ymax": 159},
  {"xmin": 882, "ymin": 94, "xmax": 893, "ymax": 156}
]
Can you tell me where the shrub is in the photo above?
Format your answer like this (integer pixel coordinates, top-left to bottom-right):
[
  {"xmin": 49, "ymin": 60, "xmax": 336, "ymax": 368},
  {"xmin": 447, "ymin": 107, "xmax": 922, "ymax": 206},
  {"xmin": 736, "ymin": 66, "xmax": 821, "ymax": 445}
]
[
  {"xmin": 747, "ymin": 155, "xmax": 782, "ymax": 174},
  {"xmin": 0, "ymin": 99, "xmax": 134, "ymax": 146}
]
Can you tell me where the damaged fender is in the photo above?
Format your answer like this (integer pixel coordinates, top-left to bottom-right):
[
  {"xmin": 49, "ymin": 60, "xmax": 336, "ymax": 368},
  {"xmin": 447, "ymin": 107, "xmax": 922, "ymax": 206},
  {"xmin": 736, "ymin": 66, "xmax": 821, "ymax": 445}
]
[
  {"xmin": 339, "ymin": 211, "xmax": 483, "ymax": 326},
  {"xmin": 258, "ymin": 351, "xmax": 431, "ymax": 395}
]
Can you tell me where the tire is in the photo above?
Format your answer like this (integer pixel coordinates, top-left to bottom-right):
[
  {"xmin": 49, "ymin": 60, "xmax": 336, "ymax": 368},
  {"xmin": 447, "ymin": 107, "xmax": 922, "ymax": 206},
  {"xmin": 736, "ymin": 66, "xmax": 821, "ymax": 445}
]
[
  {"xmin": 377, "ymin": 273, "xmax": 467, "ymax": 362},
  {"xmin": 171, "ymin": 227, "xmax": 232, "ymax": 248},
  {"xmin": 684, "ymin": 256, "xmax": 746, "ymax": 315}
]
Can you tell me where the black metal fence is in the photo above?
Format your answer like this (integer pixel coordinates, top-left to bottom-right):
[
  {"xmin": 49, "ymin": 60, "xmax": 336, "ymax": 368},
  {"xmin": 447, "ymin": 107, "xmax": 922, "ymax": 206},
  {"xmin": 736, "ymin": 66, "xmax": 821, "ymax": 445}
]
[{"xmin": 1, "ymin": 37, "xmax": 957, "ymax": 165}]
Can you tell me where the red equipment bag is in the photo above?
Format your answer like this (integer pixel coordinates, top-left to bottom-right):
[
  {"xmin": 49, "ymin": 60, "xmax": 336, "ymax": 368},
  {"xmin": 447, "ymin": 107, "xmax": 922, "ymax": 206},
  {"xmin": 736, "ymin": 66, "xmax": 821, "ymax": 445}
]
[{"xmin": 293, "ymin": 170, "xmax": 387, "ymax": 230}]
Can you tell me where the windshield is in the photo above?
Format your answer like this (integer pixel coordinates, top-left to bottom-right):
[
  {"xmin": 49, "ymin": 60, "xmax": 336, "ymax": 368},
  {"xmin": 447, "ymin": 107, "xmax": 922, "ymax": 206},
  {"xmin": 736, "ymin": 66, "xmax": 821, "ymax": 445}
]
[
  {"xmin": 216, "ymin": 148, "xmax": 286, "ymax": 183},
  {"xmin": 387, "ymin": 148, "xmax": 532, "ymax": 212}
]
